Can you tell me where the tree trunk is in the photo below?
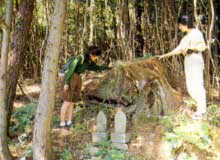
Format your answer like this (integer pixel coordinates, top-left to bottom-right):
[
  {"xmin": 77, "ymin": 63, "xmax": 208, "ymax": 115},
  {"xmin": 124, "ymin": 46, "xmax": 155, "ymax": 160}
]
[
  {"xmin": 0, "ymin": 0, "xmax": 13, "ymax": 160},
  {"xmin": 143, "ymin": 0, "xmax": 149, "ymax": 54},
  {"xmin": 80, "ymin": 0, "xmax": 88, "ymax": 53},
  {"xmin": 135, "ymin": 0, "xmax": 144, "ymax": 57},
  {"xmin": 6, "ymin": 0, "xmax": 35, "ymax": 135},
  {"xmin": 205, "ymin": 0, "xmax": 215, "ymax": 100},
  {"xmin": 128, "ymin": 1, "xmax": 136, "ymax": 59},
  {"xmin": 33, "ymin": 0, "xmax": 66, "ymax": 159},
  {"xmin": 116, "ymin": 0, "xmax": 131, "ymax": 60},
  {"xmin": 89, "ymin": 0, "xmax": 95, "ymax": 45}
]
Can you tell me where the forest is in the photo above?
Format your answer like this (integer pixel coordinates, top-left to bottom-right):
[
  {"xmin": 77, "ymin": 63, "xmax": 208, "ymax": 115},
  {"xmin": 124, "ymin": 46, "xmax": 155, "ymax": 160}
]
[{"xmin": 0, "ymin": 0, "xmax": 220, "ymax": 160}]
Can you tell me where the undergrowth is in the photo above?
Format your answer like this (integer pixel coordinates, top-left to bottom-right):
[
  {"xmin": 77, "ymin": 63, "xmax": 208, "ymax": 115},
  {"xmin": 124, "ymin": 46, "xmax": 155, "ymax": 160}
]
[{"xmin": 160, "ymin": 102, "xmax": 220, "ymax": 160}]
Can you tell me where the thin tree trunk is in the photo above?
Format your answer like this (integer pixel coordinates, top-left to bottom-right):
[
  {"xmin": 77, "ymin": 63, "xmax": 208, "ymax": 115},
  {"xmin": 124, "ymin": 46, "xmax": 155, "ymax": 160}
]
[
  {"xmin": 33, "ymin": 0, "xmax": 66, "ymax": 159},
  {"xmin": 128, "ymin": 1, "xmax": 136, "ymax": 59},
  {"xmin": 6, "ymin": 0, "xmax": 35, "ymax": 135},
  {"xmin": 80, "ymin": 0, "xmax": 88, "ymax": 53},
  {"xmin": 143, "ymin": 0, "xmax": 149, "ymax": 54},
  {"xmin": 89, "ymin": 0, "xmax": 95, "ymax": 45},
  {"xmin": 111, "ymin": 1, "xmax": 118, "ymax": 58},
  {"xmin": 205, "ymin": 0, "xmax": 215, "ymax": 100},
  {"xmin": 0, "ymin": 0, "xmax": 13, "ymax": 160},
  {"xmin": 115, "ymin": 0, "xmax": 121, "ymax": 59},
  {"xmin": 122, "ymin": 0, "xmax": 131, "ymax": 60},
  {"xmin": 117, "ymin": 0, "xmax": 131, "ymax": 60},
  {"xmin": 135, "ymin": 0, "xmax": 144, "ymax": 57},
  {"xmin": 193, "ymin": 0, "xmax": 199, "ymax": 28}
]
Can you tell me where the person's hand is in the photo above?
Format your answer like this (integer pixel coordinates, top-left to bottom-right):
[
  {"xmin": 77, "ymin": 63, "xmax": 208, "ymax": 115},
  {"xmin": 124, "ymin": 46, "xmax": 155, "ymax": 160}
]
[
  {"xmin": 58, "ymin": 72, "xmax": 65, "ymax": 77},
  {"xmin": 58, "ymin": 72, "xmax": 65, "ymax": 81},
  {"xmin": 182, "ymin": 49, "xmax": 188, "ymax": 56},
  {"xmin": 158, "ymin": 53, "xmax": 170, "ymax": 60},
  {"xmin": 64, "ymin": 84, "xmax": 69, "ymax": 91}
]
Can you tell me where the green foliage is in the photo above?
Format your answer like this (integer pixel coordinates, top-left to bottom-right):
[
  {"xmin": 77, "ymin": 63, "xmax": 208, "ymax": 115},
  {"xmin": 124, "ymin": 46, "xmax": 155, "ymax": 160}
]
[
  {"xmin": 101, "ymin": 77, "xmax": 117, "ymax": 100},
  {"xmin": 207, "ymin": 104, "xmax": 220, "ymax": 127},
  {"xmin": 72, "ymin": 105, "xmax": 84, "ymax": 123},
  {"xmin": 175, "ymin": 153, "xmax": 199, "ymax": 160},
  {"xmin": 96, "ymin": 141, "xmax": 130, "ymax": 160},
  {"xmin": 183, "ymin": 98, "xmax": 197, "ymax": 110},
  {"xmin": 10, "ymin": 103, "xmax": 37, "ymax": 133},
  {"xmin": 23, "ymin": 145, "xmax": 33, "ymax": 158},
  {"xmin": 35, "ymin": 0, "xmax": 50, "ymax": 27},
  {"xmin": 71, "ymin": 122, "xmax": 87, "ymax": 133},
  {"xmin": 0, "ymin": 1, "xmax": 5, "ymax": 17},
  {"xmin": 160, "ymin": 115, "xmax": 175, "ymax": 132},
  {"xmin": 143, "ymin": 53, "xmax": 153, "ymax": 59},
  {"xmin": 59, "ymin": 148, "xmax": 73, "ymax": 160},
  {"xmin": 161, "ymin": 113, "xmax": 213, "ymax": 159},
  {"xmin": 53, "ymin": 114, "xmax": 61, "ymax": 128},
  {"xmin": 164, "ymin": 122, "xmax": 211, "ymax": 150},
  {"xmin": 98, "ymin": 104, "xmax": 114, "ymax": 116},
  {"xmin": 97, "ymin": 141, "xmax": 111, "ymax": 157}
]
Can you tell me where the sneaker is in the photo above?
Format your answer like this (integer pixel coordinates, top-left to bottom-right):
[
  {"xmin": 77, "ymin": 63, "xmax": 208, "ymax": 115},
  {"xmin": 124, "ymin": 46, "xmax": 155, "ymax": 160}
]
[
  {"xmin": 59, "ymin": 122, "xmax": 66, "ymax": 128},
  {"xmin": 191, "ymin": 112, "xmax": 205, "ymax": 120},
  {"xmin": 65, "ymin": 121, "xmax": 72, "ymax": 128}
]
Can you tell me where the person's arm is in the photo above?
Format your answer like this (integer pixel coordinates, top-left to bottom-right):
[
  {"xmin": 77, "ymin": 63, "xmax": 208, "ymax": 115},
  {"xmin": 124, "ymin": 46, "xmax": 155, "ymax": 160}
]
[
  {"xmin": 158, "ymin": 50, "xmax": 182, "ymax": 59},
  {"xmin": 159, "ymin": 41, "xmax": 186, "ymax": 59},
  {"xmin": 88, "ymin": 62, "xmax": 112, "ymax": 72},
  {"xmin": 158, "ymin": 34, "xmax": 191, "ymax": 59},
  {"xmin": 190, "ymin": 34, "xmax": 207, "ymax": 52},
  {"xmin": 64, "ymin": 57, "xmax": 81, "ymax": 85}
]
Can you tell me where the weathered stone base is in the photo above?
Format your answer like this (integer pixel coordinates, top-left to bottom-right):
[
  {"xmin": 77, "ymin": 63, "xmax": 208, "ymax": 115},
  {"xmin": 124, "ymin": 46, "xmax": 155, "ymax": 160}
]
[
  {"xmin": 92, "ymin": 132, "xmax": 108, "ymax": 143},
  {"xmin": 110, "ymin": 133, "xmax": 130, "ymax": 143},
  {"xmin": 111, "ymin": 143, "xmax": 128, "ymax": 150},
  {"xmin": 91, "ymin": 156, "xmax": 99, "ymax": 160},
  {"xmin": 89, "ymin": 146, "xmax": 99, "ymax": 156}
]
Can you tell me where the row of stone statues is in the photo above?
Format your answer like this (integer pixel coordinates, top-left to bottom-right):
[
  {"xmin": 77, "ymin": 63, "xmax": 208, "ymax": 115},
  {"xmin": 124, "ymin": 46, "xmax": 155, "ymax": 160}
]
[{"xmin": 90, "ymin": 108, "xmax": 130, "ymax": 159}]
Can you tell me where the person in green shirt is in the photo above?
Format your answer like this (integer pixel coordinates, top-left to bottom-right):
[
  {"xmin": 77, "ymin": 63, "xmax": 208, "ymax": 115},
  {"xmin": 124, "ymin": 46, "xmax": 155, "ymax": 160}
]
[{"xmin": 60, "ymin": 46, "xmax": 111, "ymax": 128}]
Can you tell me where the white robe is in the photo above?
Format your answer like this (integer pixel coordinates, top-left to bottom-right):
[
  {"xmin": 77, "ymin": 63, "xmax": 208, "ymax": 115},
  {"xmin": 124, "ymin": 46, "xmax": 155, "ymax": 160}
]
[{"xmin": 171, "ymin": 28, "xmax": 207, "ymax": 114}]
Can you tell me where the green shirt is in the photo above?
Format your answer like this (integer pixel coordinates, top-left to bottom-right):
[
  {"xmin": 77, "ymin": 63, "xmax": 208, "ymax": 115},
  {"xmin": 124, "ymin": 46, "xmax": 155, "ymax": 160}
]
[{"xmin": 64, "ymin": 55, "xmax": 111, "ymax": 85}]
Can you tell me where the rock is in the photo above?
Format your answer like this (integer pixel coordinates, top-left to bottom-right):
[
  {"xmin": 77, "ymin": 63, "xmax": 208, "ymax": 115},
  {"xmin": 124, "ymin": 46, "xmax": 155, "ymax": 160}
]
[
  {"xmin": 114, "ymin": 109, "xmax": 127, "ymax": 133},
  {"xmin": 89, "ymin": 146, "xmax": 99, "ymax": 156},
  {"xmin": 92, "ymin": 132, "xmax": 108, "ymax": 143},
  {"xmin": 96, "ymin": 111, "xmax": 107, "ymax": 132},
  {"xmin": 110, "ymin": 133, "xmax": 130, "ymax": 143},
  {"xmin": 111, "ymin": 143, "xmax": 128, "ymax": 150},
  {"xmin": 84, "ymin": 58, "xmax": 181, "ymax": 117},
  {"xmin": 91, "ymin": 156, "xmax": 99, "ymax": 160}
]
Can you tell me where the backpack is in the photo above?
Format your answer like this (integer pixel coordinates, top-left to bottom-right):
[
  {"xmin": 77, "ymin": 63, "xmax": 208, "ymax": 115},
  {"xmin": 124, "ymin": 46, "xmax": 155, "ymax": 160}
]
[{"xmin": 59, "ymin": 54, "xmax": 84, "ymax": 74}]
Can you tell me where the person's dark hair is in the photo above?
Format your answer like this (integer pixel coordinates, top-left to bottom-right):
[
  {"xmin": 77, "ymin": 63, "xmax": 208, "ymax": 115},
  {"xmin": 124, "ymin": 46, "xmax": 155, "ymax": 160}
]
[
  {"xmin": 178, "ymin": 15, "xmax": 194, "ymax": 28},
  {"xmin": 88, "ymin": 45, "xmax": 102, "ymax": 56},
  {"xmin": 85, "ymin": 45, "xmax": 102, "ymax": 62}
]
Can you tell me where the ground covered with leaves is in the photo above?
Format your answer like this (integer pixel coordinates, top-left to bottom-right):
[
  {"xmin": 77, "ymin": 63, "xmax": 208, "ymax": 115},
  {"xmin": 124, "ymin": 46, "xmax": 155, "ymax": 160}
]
[{"xmin": 9, "ymin": 80, "xmax": 220, "ymax": 160}]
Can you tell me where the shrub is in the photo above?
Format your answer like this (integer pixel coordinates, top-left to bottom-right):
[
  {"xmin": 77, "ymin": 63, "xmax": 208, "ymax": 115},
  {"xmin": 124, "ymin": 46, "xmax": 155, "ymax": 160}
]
[
  {"xmin": 10, "ymin": 103, "xmax": 37, "ymax": 134},
  {"xmin": 207, "ymin": 104, "xmax": 220, "ymax": 127}
]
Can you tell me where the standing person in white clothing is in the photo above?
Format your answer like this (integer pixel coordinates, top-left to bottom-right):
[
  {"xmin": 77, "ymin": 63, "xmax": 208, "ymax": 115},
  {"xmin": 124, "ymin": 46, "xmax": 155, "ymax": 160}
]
[{"xmin": 159, "ymin": 15, "xmax": 207, "ymax": 119}]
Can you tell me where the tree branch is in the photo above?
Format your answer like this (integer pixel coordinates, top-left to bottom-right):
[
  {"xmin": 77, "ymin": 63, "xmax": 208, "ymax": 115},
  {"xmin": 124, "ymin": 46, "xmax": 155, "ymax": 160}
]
[{"xmin": 18, "ymin": 82, "xmax": 37, "ymax": 103}]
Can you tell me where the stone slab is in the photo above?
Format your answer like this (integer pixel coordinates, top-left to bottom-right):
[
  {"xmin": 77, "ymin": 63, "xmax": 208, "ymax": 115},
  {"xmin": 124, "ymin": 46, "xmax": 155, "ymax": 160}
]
[
  {"xmin": 89, "ymin": 146, "xmax": 99, "ymax": 156},
  {"xmin": 92, "ymin": 132, "xmax": 108, "ymax": 143},
  {"xmin": 110, "ymin": 133, "xmax": 130, "ymax": 143},
  {"xmin": 91, "ymin": 156, "xmax": 99, "ymax": 160},
  {"xmin": 111, "ymin": 143, "xmax": 128, "ymax": 150},
  {"xmin": 114, "ymin": 110, "xmax": 127, "ymax": 133},
  {"xmin": 97, "ymin": 111, "xmax": 107, "ymax": 132}
]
